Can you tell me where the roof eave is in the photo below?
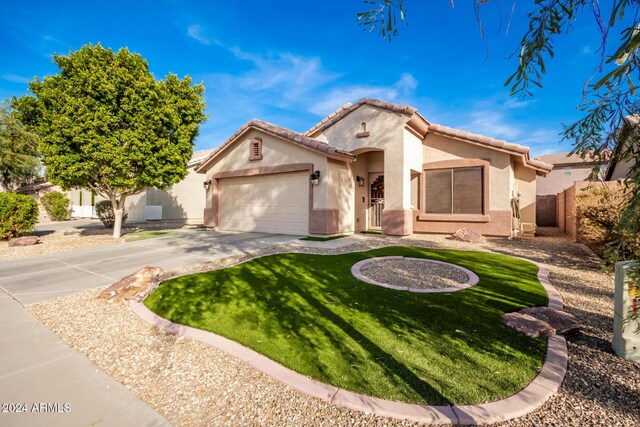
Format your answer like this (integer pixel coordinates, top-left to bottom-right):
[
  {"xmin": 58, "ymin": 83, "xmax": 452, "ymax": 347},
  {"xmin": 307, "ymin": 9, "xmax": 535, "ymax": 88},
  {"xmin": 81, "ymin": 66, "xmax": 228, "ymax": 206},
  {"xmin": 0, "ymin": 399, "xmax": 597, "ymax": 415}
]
[{"xmin": 196, "ymin": 122, "xmax": 355, "ymax": 174}]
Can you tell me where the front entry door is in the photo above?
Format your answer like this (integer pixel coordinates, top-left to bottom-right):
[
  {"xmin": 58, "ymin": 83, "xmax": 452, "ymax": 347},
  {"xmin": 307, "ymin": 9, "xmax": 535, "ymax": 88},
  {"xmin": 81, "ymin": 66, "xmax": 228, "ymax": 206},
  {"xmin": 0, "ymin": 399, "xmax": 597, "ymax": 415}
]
[{"xmin": 369, "ymin": 173, "xmax": 384, "ymax": 229}]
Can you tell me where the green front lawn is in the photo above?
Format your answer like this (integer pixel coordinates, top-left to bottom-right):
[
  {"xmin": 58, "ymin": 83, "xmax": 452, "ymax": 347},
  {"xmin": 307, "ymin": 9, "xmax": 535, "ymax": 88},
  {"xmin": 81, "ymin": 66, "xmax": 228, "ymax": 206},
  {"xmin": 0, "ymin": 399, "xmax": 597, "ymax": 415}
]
[
  {"xmin": 144, "ymin": 247, "xmax": 547, "ymax": 405},
  {"xmin": 124, "ymin": 230, "xmax": 173, "ymax": 242}
]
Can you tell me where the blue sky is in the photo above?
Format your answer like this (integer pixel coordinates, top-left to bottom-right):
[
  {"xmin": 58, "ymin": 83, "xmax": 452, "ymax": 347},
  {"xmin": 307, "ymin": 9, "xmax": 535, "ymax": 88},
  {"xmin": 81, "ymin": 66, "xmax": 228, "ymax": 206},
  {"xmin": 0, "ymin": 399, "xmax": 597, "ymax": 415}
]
[{"xmin": 0, "ymin": 1, "xmax": 619, "ymax": 156}]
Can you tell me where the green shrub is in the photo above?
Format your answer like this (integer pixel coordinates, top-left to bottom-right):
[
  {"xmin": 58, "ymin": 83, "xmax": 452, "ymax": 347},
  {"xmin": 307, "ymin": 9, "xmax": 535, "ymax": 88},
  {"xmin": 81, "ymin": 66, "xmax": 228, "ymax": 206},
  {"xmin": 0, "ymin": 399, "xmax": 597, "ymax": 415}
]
[
  {"xmin": 0, "ymin": 192, "xmax": 39, "ymax": 240},
  {"xmin": 40, "ymin": 191, "xmax": 70, "ymax": 221},
  {"xmin": 576, "ymin": 184, "xmax": 640, "ymax": 266},
  {"xmin": 95, "ymin": 200, "xmax": 127, "ymax": 228}
]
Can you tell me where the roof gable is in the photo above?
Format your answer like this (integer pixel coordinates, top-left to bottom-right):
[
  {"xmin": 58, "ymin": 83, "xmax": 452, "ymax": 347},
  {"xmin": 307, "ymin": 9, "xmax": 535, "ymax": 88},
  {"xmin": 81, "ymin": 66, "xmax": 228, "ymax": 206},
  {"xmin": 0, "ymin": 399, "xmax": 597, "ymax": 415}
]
[
  {"xmin": 196, "ymin": 119, "xmax": 356, "ymax": 173},
  {"xmin": 305, "ymin": 98, "xmax": 424, "ymax": 138},
  {"xmin": 306, "ymin": 97, "xmax": 552, "ymax": 175}
]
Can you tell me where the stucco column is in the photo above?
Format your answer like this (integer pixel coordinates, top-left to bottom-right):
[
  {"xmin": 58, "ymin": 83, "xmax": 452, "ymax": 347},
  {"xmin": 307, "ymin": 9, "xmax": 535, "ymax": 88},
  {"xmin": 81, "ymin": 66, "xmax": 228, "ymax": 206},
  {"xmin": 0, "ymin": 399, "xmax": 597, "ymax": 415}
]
[{"xmin": 381, "ymin": 130, "xmax": 421, "ymax": 236}]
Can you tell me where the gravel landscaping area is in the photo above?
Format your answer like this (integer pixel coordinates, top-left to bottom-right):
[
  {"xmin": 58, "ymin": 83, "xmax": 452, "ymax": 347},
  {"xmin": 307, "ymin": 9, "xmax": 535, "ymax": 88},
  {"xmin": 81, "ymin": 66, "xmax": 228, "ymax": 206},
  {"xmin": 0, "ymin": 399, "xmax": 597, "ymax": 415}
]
[
  {"xmin": 359, "ymin": 258, "xmax": 469, "ymax": 289},
  {"xmin": 29, "ymin": 228, "xmax": 640, "ymax": 426},
  {"xmin": 0, "ymin": 221, "xmax": 189, "ymax": 260},
  {"xmin": 0, "ymin": 228, "xmax": 121, "ymax": 260}
]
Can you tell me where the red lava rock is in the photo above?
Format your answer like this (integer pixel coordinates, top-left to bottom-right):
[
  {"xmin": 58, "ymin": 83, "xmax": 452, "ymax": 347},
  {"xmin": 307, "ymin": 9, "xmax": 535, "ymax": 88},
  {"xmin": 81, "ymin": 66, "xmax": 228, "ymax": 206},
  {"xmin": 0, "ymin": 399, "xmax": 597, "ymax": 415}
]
[
  {"xmin": 97, "ymin": 266, "xmax": 164, "ymax": 302},
  {"xmin": 520, "ymin": 307, "xmax": 580, "ymax": 335},
  {"xmin": 8, "ymin": 236, "xmax": 41, "ymax": 247},
  {"xmin": 502, "ymin": 312, "xmax": 556, "ymax": 338},
  {"xmin": 450, "ymin": 228, "xmax": 487, "ymax": 244}
]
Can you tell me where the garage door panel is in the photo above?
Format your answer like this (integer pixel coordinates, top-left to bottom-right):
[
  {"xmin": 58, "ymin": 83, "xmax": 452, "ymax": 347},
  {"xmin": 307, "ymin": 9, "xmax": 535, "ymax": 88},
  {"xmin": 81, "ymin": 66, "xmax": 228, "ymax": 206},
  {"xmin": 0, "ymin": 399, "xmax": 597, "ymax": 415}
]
[{"xmin": 219, "ymin": 172, "xmax": 309, "ymax": 235}]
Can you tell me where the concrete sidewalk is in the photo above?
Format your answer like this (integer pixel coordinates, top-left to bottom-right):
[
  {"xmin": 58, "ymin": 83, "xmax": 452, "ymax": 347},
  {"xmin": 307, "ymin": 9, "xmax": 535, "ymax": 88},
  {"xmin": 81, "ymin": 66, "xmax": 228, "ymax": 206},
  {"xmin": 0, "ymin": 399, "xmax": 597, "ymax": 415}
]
[{"xmin": 0, "ymin": 292, "xmax": 170, "ymax": 427}]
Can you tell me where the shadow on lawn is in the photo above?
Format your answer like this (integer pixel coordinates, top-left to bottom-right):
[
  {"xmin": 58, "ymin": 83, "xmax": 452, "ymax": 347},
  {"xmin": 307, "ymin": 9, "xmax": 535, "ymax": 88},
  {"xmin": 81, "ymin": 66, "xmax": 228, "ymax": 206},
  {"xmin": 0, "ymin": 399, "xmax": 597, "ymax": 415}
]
[{"xmin": 146, "ymin": 246, "xmax": 548, "ymax": 405}]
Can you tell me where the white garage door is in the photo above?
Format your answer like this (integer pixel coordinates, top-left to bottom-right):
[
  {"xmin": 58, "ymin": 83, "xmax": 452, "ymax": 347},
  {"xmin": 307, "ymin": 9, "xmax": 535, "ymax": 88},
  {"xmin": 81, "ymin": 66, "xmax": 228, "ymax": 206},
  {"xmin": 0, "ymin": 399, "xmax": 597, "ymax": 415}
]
[{"xmin": 219, "ymin": 172, "xmax": 309, "ymax": 235}]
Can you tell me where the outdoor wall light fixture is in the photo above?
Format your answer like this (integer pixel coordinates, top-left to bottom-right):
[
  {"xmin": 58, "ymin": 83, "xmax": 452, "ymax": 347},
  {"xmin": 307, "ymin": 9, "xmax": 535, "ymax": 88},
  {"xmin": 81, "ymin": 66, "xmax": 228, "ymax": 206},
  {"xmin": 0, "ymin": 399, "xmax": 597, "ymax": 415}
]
[
  {"xmin": 203, "ymin": 179, "xmax": 212, "ymax": 190},
  {"xmin": 310, "ymin": 170, "xmax": 320, "ymax": 185},
  {"xmin": 356, "ymin": 176, "xmax": 365, "ymax": 187}
]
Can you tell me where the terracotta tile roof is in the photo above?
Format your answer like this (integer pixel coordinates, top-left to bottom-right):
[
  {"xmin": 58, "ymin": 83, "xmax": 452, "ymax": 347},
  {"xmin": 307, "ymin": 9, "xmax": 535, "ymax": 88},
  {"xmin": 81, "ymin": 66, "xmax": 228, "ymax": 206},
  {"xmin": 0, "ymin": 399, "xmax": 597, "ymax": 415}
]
[
  {"xmin": 305, "ymin": 98, "xmax": 422, "ymax": 137},
  {"xmin": 304, "ymin": 97, "xmax": 551, "ymax": 174},
  {"xmin": 428, "ymin": 123, "xmax": 529, "ymax": 154},
  {"xmin": 534, "ymin": 151, "xmax": 605, "ymax": 166},
  {"xmin": 188, "ymin": 149, "xmax": 215, "ymax": 167},
  {"xmin": 426, "ymin": 123, "xmax": 552, "ymax": 173},
  {"xmin": 16, "ymin": 181, "xmax": 53, "ymax": 194},
  {"xmin": 196, "ymin": 119, "xmax": 356, "ymax": 173}
]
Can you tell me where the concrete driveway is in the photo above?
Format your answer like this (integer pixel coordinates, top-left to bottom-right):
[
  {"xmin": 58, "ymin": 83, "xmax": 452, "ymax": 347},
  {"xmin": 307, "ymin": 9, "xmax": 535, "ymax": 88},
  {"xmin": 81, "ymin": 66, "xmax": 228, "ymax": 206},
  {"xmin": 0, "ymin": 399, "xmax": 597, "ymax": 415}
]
[
  {"xmin": 0, "ymin": 230, "xmax": 298, "ymax": 305},
  {"xmin": 0, "ymin": 230, "xmax": 297, "ymax": 427}
]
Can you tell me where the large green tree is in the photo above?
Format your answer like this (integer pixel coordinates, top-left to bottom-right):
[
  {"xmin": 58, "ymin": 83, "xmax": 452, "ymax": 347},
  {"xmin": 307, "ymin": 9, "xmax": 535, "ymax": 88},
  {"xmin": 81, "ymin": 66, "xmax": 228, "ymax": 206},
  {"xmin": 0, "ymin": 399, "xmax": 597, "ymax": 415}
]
[
  {"xmin": 0, "ymin": 103, "xmax": 39, "ymax": 191},
  {"xmin": 359, "ymin": 0, "xmax": 640, "ymax": 258},
  {"xmin": 14, "ymin": 44, "xmax": 207, "ymax": 238}
]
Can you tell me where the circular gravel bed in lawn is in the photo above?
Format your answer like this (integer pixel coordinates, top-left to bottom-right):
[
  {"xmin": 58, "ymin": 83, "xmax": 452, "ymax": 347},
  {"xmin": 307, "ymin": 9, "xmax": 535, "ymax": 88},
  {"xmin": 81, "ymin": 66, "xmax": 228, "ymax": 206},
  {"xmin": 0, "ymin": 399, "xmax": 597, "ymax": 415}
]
[{"xmin": 351, "ymin": 256, "xmax": 479, "ymax": 292}]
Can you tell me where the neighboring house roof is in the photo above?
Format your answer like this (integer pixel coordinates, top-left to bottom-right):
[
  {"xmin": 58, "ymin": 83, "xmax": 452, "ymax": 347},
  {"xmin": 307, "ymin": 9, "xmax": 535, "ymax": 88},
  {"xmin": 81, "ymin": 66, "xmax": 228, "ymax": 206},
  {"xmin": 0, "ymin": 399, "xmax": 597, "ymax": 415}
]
[
  {"xmin": 535, "ymin": 151, "xmax": 606, "ymax": 167},
  {"xmin": 15, "ymin": 181, "xmax": 53, "ymax": 194},
  {"xmin": 188, "ymin": 149, "xmax": 215, "ymax": 167},
  {"xmin": 306, "ymin": 98, "xmax": 551, "ymax": 175},
  {"xmin": 605, "ymin": 115, "xmax": 639, "ymax": 181},
  {"xmin": 196, "ymin": 119, "xmax": 357, "ymax": 173}
]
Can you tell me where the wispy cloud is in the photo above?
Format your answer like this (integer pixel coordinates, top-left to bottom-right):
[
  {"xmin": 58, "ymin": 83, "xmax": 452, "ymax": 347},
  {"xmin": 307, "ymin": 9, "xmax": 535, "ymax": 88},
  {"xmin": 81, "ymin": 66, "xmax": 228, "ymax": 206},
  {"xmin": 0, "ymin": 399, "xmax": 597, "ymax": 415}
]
[
  {"xmin": 187, "ymin": 24, "xmax": 212, "ymax": 45},
  {"xmin": 42, "ymin": 35, "xmax": 73, "ymax": 52},
  {"xmin": 229, "ymin": 49, "xmax": 340, "ymax": 102},
  {"xmin": 441, "ymin": 96, "xmax": 562, "ymax": 155},
  {"xmin": 502, "ymin": 97, "xmax": 535, "ymax": 109},
  {"xmin": 309, "ymin": 73, "xmax": 418, "ymax": 116},
  {"xmin": 2, "ymin": 73, "xmax": 30, "ymax": 84},
  {"xmin": 194, "ymin": 43, "xmax": 419, "ymax": 147},
  {"xmin": 461, "ymin": 110, "xmax": 522, "ymax": 140}
]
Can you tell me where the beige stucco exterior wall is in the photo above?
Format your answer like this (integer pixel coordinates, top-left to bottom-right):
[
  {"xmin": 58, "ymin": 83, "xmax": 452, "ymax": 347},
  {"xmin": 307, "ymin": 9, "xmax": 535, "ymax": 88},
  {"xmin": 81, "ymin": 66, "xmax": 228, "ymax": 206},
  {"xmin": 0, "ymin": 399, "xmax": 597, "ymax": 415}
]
[
  {"xmin": 423, "ymin": 133, "xmax": 513, "ymax": 211},
  {"xmin": 403, "ymin": 128, "xmax": 424, "ymax": 208},
  {"xmin": 536, "ymin": 165, "xmax": 596, "ymax": 195},
  {"xmin": 326, "ymin": 158, "xmax": 355, "ymax": 233},
  {"xmin": 317, "ymin": 105, "xmax": 409, "ymax": 211},
  {"xmin": 68, "ymin": 163, "xmax": 204, "ymax": 224},
  {"xmin": 317, "ymin": 105, "xmax": 408, "ymax": 153},
  {"xmin": 124, "ymin": 193, "xmax": 146, "ymax": 222},
  {"xmin": 513, "ymin": 161, "xmax": 537, "ymax": 224},
  {"xmin": 146, "ymin": 165, "xmax": 205, "ymax": 222},
  {"xmin": 203, "ymin": 129, "xmax": 330, "ymax": 210}
]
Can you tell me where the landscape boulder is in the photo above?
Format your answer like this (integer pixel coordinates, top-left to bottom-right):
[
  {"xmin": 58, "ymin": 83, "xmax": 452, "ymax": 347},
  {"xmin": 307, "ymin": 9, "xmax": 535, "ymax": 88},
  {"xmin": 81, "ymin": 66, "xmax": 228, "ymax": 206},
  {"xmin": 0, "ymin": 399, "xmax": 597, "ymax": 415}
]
[
  {"xmin": 451, "ymin": 228, "xmax": 487, "ymax": 244},
  {"xmin": 520, "ymin": 307, "xmax": 580, "ymax": 335},
  {"xmin": 8, "ymin": 236, "xmax": 41, "ymax": 247},
  {"xmin": 502, "ymin": 312, "xmax": 556, "ymax": 338},
  {"xmin": 97, "ymin": 266, "xmax": 164, "ymax": 303}
]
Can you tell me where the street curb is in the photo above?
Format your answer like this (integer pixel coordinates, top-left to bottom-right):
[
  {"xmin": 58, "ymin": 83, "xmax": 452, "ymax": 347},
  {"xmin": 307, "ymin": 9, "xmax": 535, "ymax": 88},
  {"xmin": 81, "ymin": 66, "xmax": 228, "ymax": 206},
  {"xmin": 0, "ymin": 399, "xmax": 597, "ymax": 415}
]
[{"xmin": 131, "ymin": 255, "xmax": 567, "ymax": 425}]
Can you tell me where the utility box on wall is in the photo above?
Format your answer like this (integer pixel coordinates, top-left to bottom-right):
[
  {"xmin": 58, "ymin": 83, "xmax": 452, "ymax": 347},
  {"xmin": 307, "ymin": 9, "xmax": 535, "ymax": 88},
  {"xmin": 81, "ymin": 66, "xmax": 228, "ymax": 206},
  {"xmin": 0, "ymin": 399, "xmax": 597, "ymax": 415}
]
[
  {"xmin": 613, "ymin": 261, "xmax": 640, "ymax": 362},
  {"xmin": 144, "ymin": 205, "xmax": 163, "ymax": 221}
]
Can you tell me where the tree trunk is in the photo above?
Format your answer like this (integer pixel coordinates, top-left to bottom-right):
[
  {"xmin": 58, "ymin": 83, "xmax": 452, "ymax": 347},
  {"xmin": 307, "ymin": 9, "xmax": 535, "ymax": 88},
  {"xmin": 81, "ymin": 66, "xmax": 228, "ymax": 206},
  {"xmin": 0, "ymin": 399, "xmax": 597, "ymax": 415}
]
[{"xmin": 112, "ymin": 196, "xmax": 127, "ymax": 239}]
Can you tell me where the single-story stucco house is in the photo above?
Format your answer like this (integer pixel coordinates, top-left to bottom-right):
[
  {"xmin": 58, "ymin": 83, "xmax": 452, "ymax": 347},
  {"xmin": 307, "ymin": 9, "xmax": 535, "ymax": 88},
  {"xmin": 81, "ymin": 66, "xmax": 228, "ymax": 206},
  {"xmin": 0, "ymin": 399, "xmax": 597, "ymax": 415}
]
[
  {"xmin": 534, "ymin": 151, "xmax": 607, "ymax": 196},
  {"xmin": 196, "ymin": 98, "xmax": 552, "ymax": 237},
  {"xmin": 69, "ymin": 149, "xmax": 213, "ymax": 224}
]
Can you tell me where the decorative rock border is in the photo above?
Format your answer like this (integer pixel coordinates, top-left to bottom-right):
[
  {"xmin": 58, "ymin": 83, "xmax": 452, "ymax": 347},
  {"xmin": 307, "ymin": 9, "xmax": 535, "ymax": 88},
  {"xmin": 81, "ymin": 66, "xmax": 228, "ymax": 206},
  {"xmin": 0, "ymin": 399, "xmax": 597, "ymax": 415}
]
[
  {"xmin": 351, "ymin": 256, "xmax": 480, "ymax": 293},
  {"xmin": 131, "ymin": 254, "xmax": 568, "ymax": 425}
]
